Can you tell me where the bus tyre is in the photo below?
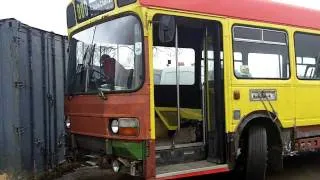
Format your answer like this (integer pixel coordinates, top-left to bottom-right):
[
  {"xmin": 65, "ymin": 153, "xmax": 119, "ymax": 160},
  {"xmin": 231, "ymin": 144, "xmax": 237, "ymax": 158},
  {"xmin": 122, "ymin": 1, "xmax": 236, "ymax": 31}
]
[{"xmin": 246, "ymin": 126, "xmax": 267, "ymax": 180}]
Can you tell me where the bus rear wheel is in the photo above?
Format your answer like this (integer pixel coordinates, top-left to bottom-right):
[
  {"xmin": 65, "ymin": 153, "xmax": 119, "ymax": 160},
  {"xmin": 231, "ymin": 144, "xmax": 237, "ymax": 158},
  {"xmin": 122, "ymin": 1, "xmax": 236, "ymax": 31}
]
[{"xmin": 246, "ymin": 126, "xmax": 268, "ymax": 180}]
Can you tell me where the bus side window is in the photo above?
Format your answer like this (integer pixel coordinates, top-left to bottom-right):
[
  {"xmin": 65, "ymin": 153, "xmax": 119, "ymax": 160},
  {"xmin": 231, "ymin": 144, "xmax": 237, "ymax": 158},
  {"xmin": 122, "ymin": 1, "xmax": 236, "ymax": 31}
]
[
  {"xmin": 295, "ymin": 33, "xmax": 320, "ymax": 80},
  {"xmin": 232, "ymin": 26, "xmax": 290, "ymax": 79}
]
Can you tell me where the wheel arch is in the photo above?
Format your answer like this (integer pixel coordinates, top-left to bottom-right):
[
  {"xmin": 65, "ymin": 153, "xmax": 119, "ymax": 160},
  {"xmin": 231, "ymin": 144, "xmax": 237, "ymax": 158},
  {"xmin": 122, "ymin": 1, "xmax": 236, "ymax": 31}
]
[
  {"xmin": 233, "ymin": 110, "xmax": 284, "ymax": 171},
  {"xmin": 234, "ymin": 110, "xmax": 283, "ymax": 150}
]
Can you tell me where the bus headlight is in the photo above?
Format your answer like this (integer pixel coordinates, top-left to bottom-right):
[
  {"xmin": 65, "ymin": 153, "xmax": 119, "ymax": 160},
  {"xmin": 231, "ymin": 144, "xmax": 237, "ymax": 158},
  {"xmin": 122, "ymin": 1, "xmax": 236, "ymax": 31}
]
[
  {"xmin": 65, "ymin": 116, "xmax": 71, "ymax": 129},
  {"xmin": 111, "ymin": 119, "xmax": 119, "ymax": 134}
]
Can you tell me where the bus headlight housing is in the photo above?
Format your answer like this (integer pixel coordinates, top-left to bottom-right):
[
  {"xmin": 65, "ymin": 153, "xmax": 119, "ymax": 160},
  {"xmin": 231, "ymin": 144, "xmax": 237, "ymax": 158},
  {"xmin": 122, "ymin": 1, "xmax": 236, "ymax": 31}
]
[{"xmin": 110, "ymin": 118, "xmax": 139, "ymax": 136}]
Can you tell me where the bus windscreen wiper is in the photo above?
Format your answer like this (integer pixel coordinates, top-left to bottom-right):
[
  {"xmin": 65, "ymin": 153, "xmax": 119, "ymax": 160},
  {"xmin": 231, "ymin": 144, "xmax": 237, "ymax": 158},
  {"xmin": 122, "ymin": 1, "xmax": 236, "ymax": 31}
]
[{"xmin": 87, "ymin": 28, "xmax": 107, "ymax": 100}]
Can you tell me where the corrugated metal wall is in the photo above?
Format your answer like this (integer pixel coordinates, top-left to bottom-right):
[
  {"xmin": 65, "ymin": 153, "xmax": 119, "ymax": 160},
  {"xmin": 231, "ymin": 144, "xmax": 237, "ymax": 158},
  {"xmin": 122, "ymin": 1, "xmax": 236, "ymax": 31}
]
[{"xmin": 0, "ymin": 19, "xmax": 68, "ymax": 174}]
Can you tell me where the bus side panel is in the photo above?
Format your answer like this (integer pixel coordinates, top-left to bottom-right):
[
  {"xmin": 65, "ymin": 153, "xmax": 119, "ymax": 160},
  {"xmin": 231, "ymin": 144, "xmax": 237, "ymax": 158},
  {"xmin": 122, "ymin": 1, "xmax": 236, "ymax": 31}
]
[
  {"xmin": 228, "ymin": 19, "xmax": 296, "ymax": 129},
  {"xmin": 295, "ymin": 82, "xmax": 320, "ymax": 126},
  {"xmin": 230, "ymin": 81, "xmax": 295, "ymax": 128}
]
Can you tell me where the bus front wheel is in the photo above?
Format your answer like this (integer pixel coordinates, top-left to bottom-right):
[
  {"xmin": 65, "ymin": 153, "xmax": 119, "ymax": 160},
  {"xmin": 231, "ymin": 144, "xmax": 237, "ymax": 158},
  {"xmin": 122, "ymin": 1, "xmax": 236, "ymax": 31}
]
[{"xmin": 246, "ymin": 126, "xmax": 268, "ymax": 180}]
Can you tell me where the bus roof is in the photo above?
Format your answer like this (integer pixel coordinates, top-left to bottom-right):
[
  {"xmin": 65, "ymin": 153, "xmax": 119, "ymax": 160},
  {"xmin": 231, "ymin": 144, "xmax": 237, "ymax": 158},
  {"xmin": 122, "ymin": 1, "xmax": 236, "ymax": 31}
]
[{"xmin": 140, "ymin": 0, "xmax": 320, "ymax": 30}]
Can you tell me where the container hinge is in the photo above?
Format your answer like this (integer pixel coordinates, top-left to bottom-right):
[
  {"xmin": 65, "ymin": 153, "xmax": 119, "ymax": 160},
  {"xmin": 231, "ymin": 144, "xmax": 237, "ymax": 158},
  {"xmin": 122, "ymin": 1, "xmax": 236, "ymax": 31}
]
[
  {"xmin": 34, "ymin": 138, "xmax": 43, "ymax": 146},
  {"xmin": 34, "ymin": 138, "xmax": 46, "ymax": 153},
  {"xmin": 14, "ymin": 81, "xmax": 25, "ymax": 88},
  {"xmin": 47, "ymin": 94, "xmax": 55, "ymax": 106},
  {"xmin": 13, "ymin": 36, "xmax": 21, "ymax": 44},
  {"xmin": 57, "ymin": 133, "xmax": 64, "ymax": 148},
  {"xmin": 15, "ymin": 126, "xmax": 25, "ymax": 136}
]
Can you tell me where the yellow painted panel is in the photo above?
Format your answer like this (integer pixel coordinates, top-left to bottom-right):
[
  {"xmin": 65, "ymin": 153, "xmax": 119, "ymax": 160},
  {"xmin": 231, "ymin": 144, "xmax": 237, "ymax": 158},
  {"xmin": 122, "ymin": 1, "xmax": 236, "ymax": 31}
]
[
  {"xmin": 67, "ymin": 3, "xmax": 145, "ymax": 37},
  {"xmin": 227, "ymin": 19, "xmax": 296, "ymax": 132},
  {"xmin": 290, "ymin": 28, "xmax": 320, "ymax": 127},
  {"xmin": 155, "ymin": 107, "xmax": 202, "ymax": 130},
  {"xmin": 222, "ymin": 20, "xmax": 234, "ymax": 133},
  {"xmin": 295, "ymin": 82, "xmax": 320, "ymax": 126},
  {"xmin": 147, "ymin": 11, "xmax": 156, "ymax": 139},
  {"xmin": 230, "ymin": 83, "xmax": 295, "ymax": 128}
]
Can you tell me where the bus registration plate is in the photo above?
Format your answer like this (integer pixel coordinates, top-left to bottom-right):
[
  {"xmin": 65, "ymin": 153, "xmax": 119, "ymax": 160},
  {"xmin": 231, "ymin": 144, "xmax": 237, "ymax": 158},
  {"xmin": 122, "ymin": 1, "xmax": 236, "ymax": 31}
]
[{"xmin": 250, "ymin": 89, "xmax": 277, "ymax": 101}]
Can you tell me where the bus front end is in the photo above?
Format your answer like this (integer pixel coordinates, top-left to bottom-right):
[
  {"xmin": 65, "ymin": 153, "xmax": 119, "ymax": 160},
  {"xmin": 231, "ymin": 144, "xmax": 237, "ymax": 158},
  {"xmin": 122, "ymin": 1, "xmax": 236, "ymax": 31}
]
[{"xmin": 65, "ymin": 0, "xmax": 154, "ymax": 178}]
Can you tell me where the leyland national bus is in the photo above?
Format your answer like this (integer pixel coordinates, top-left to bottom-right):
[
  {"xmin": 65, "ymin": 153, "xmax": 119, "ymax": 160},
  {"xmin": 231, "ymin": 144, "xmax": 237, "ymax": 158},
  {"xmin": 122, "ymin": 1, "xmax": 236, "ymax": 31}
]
[{"xmin": 65, "ymin": 0, "xmax": 320, "ymax": 179}]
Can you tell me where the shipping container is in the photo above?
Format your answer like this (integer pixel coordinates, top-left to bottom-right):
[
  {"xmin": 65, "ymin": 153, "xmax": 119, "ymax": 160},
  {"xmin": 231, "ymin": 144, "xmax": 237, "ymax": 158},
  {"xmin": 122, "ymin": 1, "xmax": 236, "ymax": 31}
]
[{"xmin": 0, "ymin": 19, "xmax": 68, "ymax": 175}]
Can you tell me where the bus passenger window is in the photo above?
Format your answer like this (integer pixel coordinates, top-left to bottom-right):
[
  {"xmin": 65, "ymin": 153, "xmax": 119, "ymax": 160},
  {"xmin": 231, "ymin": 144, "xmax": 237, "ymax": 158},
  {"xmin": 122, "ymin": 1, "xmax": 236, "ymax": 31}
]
[
  {"xmin": 295, "ymin": 33, "xmax": 320, "ymax": 80},
  {"xmin": 232, "ymin": 26, "xmax": 290, "ymax": 79}
]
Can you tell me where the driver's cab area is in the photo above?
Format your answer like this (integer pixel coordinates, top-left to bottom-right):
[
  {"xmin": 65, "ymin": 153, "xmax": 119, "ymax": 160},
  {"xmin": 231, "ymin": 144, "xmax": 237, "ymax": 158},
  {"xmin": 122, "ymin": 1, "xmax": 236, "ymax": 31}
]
[
  {"xmin": 69, "ymin": 15, "xmax": 144, "ymax": 94},
  {"xmin": 152, "ymin": 14, "xmax": 226, "ymax": 176},
  {"xmin": 73, "ymin": 44, "xmax": 136, "ymax": 92}
]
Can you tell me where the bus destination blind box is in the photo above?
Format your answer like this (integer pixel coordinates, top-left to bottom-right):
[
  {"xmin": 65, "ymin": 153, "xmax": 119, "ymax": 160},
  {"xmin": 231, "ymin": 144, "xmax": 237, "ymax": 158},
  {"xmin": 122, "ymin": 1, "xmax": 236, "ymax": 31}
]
[{"xmin": 75, "ymin": 0, "xmax": 115, "ymax": 23}]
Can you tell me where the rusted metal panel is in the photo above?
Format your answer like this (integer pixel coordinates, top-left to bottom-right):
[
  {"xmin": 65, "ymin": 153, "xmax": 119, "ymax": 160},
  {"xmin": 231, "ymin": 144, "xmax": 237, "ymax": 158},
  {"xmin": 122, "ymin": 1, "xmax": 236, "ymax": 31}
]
[
  {"xmin": 295, "ymin": 125, "xmax": 320, "ymax": 139},
  {"xmin": 295, "ymin": 137, "xmax": 320, "ymax": 152}
]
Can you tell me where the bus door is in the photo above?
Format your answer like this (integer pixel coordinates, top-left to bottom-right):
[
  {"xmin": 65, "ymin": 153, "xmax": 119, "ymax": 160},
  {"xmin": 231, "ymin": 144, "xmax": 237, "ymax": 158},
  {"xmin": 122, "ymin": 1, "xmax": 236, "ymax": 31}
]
[
  {"xmin": 152, "ymin": 15, "xmax": 226, "ymax": 166},
  {"xmin": 204, "ymin": 24, "xmax": 226, "ymax": 163}
]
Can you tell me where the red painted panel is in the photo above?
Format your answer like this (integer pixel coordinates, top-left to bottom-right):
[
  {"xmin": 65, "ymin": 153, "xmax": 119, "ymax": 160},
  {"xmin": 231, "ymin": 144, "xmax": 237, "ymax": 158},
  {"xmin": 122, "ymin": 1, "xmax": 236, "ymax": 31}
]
[
  {"xmin": 145, "ymin": 140, "xmax": 156, "ymax": 179},
  {"xmin": 65, "ymin": 38, "xmax": 151, "ymax": 141},
  {"xmin": 140, "ymin": 0, "xmax": 320, "ymax": 30},
  {"xmin": 67, "ymin": 93, "xmax": 150, "ymax": 140},
  {"xmin": 156, "ymin": 166, "xmax": 230, "ymax": 180}
]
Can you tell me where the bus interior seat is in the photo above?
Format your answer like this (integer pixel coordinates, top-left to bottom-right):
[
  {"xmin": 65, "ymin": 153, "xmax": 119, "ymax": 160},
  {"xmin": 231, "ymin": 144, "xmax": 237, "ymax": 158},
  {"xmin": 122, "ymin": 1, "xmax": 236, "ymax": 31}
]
[
  {"xmin": 155, "ymin": 107, "xmax": 202, "ymax": 130},
  {"xmin": 101, "ymin": 54, "xmax": 116, "ymax": 84}
]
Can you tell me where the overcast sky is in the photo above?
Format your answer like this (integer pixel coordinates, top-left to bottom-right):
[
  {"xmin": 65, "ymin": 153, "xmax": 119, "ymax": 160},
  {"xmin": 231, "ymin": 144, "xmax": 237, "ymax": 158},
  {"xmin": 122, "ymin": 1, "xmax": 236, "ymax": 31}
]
[{"xmin": 0, "ymin": 0, "xmax": 320, "ymax": 35}]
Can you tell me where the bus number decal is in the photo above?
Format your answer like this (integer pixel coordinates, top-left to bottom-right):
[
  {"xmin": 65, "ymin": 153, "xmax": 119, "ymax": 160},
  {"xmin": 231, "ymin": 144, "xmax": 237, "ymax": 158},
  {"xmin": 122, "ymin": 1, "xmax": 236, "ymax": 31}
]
[
  {"xmin": 74, "ymin": 0, "xmax": 115, "ymax": 22},
  {"xmin": 76, "ymin": 1, "xmax": 89, "ymax": 21}
]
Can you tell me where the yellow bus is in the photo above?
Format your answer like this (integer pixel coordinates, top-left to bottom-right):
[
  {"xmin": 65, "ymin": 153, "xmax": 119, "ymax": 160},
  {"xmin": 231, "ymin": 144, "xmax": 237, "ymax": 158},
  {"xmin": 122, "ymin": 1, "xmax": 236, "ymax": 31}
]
[{"xmin": 65, "ymin": 0, "xmax": 320, "ymax": 179}]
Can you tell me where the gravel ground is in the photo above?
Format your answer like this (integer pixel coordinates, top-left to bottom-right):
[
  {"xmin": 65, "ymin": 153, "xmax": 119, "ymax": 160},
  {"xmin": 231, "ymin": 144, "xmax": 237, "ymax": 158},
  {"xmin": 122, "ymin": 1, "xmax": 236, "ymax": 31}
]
[
  {"xmin": 267, "ymin": 153, "xmax": 320, "ymax": 180},
  {"xmin": 57, "ymin": 153, "xmax": 320, "ymax": 180}
]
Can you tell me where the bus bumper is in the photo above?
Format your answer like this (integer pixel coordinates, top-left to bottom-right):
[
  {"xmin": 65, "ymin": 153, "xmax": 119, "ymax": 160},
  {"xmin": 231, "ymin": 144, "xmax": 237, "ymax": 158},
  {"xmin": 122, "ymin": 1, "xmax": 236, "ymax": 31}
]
[{"xmin": 70, "ymin": 134, "xmax": 149, "ymax": 177}]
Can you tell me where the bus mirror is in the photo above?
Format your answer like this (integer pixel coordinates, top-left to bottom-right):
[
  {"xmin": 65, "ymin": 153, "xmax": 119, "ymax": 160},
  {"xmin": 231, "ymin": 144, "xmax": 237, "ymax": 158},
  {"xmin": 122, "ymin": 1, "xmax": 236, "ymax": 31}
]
[{"xmin": 159, "ymin": 15, "xmax": 176, "ymax": 43}]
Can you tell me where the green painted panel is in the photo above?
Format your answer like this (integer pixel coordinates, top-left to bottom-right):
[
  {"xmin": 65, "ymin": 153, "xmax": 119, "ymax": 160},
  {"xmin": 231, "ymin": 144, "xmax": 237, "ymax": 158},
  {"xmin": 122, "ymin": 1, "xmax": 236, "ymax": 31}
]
[{"xmin": 111, "ymin": 141, "xmax": 146, "ymax": 160}]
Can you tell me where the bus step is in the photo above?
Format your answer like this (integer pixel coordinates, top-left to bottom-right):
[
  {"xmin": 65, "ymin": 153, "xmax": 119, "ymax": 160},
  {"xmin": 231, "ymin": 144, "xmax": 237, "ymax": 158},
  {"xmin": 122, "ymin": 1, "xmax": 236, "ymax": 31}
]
[
  {"xmin": 156, "ymin": 144, "xmax": 205, "ymax": 166},
  {"xmin": 156, "ymin": 160, "xmax": 229, "ymax": 179}
]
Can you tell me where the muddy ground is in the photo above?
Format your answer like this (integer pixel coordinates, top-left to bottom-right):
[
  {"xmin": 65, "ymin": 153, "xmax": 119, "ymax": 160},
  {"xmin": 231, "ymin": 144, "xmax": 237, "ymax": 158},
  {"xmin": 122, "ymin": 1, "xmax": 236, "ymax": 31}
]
[{"xmin": 57, "ymin": 153, "xmax": 320, "ymax": 180}]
